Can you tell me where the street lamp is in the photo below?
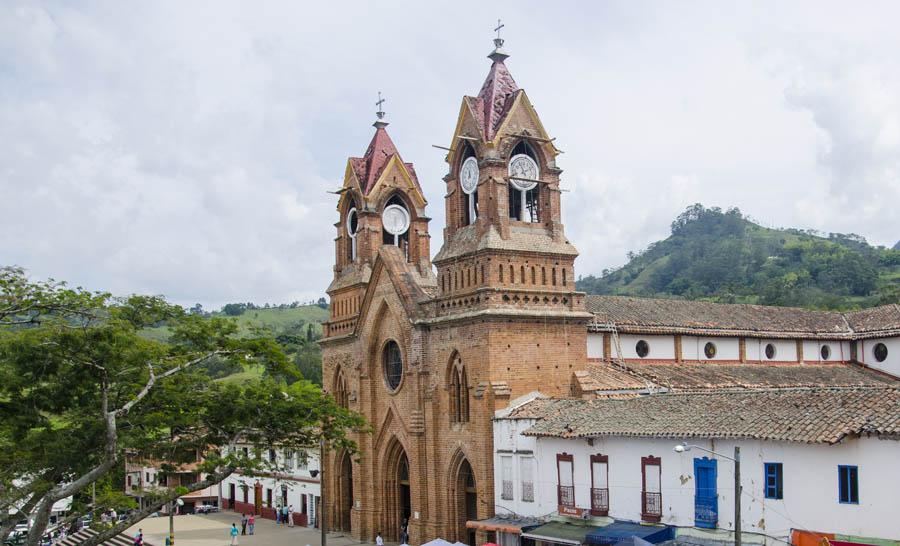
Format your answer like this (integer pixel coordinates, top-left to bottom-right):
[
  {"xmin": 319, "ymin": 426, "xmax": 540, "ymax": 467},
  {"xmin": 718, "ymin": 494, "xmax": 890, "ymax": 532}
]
[
  {"xmin": 673, "ymin": 442, "xmax": 741, "ymax": 546},
  {"xmin": 169, "ymin": 498, "xmax": 184, "ymax": 546}
]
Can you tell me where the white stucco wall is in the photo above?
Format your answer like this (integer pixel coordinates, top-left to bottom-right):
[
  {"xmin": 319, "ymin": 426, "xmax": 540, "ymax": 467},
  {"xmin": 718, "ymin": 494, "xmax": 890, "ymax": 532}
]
[
  {"xmin": 587, "ymin": 333, "xmax": 604, "ymax": 359},
  {"xmin": 616, "ymin": 335, "xmax": 676, "ymax": 360},
  {"xmin": 683, "ymin": 336, "xmax": 740, "ymax": 361},
  {"xmin": 220, "ymin": 446, "xmax": 321, "ymax": 523},
  {"xmin": 493, "ymin": 419, "xmax": 900, "ymax": 544},
  {"xmin": 858, "ymin": 337, "xmax": 900, "ymax": 378},
  {"xmin": 745, "ymin": 339, "xmax": 797, "ymax": 362}
]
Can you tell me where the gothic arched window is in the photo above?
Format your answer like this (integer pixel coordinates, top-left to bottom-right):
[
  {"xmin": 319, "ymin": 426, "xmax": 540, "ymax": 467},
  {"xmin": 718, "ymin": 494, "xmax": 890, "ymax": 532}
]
[
  {"xmin": 383, "ymin": 340, "xmax": 404, "ymax": 392},
  {"xmin": 449, "ymin": 354, "xmax": 469, "ymax": 423},
  {"xmin": 334, "ymin": 369, "xmax": 349, "ymax": 409},
  {"xmin": 508, "ymin": 141, "xmax": 540, "ymax": 223}
]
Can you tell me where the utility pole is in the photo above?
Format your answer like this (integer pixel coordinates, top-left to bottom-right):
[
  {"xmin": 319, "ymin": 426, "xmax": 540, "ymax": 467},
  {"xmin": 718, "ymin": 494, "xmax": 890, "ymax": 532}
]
[
  {"xmin": 169, "ymin": 500, "xmax": 175, "ymax": 546},
  {"xmin": 320, "ymin": 438, "xmax": 326, "ymax": 546},
  {"xmin": 734, "ymin": 446, "xmax": 741, "ymax": 546}
]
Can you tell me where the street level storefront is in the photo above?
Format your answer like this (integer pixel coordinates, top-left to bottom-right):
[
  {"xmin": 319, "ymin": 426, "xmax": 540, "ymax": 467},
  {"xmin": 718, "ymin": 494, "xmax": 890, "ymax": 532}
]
[
  {"xmin": 521, "ymin": 521, "xmax": 601, "ymax": 546},
  {"xmin": 466, "ymin": 517, "xmax": 543, "ymax": 546},
  {"xmin": 584, "ymin": 522, "xmax": 674, "ymax": 545}
]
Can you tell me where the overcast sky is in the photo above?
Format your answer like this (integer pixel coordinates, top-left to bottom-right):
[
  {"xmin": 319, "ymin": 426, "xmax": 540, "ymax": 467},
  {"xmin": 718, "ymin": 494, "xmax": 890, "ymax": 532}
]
[{"xmin": 2, "ymin": 1, "xmax": 899, "ymax": 309}]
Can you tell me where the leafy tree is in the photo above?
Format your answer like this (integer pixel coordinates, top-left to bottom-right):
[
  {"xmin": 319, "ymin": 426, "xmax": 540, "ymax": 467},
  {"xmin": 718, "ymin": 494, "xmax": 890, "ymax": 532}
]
[
  {"xmin": 0, "ymin": 267, "xmax": 365, "ymax": 546},
  {"xmin": 221, "ymin": 303, "xmax": 247, "ymax": 316}
]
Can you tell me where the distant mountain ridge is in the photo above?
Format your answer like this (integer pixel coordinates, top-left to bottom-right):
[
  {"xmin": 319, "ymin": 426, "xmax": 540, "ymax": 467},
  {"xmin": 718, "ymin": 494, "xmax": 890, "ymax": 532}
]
[{"xmin": 576, "ymin": 204, "xmax": 900, "ymax": 310}]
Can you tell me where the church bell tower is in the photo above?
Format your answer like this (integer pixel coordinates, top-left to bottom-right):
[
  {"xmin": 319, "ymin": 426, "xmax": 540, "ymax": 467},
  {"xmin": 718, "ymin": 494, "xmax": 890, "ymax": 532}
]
[
  {"xmin": 433, "ymin": 33, "xmax": 584, "ymax": 320},
  {"xmin": 324, "ymin": 100, "xmax": 431, "ymax": 338}
]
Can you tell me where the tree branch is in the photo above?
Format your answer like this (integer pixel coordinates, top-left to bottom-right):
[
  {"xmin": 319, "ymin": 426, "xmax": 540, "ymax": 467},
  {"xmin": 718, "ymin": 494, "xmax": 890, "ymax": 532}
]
[{"xmin": 77, "ymin": 466, "xmax": 237, "ymax": 546}]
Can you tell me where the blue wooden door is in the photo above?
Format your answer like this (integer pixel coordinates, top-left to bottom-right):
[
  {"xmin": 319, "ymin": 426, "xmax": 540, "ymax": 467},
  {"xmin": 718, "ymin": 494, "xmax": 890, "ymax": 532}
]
[{"xmin": 694, "ymin": 457, "xmax": 718, "ymax": 528}]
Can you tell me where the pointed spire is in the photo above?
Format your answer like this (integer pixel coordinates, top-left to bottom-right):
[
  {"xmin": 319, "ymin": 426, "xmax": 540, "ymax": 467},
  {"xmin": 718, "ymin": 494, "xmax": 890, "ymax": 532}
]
[{"xmin": 477, "ymin": 20, "xmax": 519, "ymax": 140}]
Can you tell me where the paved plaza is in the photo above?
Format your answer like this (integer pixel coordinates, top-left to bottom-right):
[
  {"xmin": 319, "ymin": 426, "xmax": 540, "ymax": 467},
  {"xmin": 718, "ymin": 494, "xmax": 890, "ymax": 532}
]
[{"xmin": 128, "ymin": 511, "xmax": 365, "ymax": 546}]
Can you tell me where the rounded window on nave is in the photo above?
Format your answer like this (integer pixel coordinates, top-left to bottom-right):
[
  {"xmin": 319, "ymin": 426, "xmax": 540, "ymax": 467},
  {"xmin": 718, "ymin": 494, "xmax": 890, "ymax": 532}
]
[
  {"xmin": 765, "ymin": 343, "xmax": 777, "ymax": 360},
  {"xmin": 704, "ymin": 342, "xmax": 717, "ymax": 359},
  {"xmin": 383, "ymin": 340, "xmax": 404, "ymax": 392},
  {"xmin": 635, "ymin": 340, "xmax": 650, "ymax": 358},
  {"xmin": 820, "ymin": 344, "xmax": 831, "ymax": 361},
  {"xmin": 873, "ymin": 343, "xmax": 888, "ymax": 363}
]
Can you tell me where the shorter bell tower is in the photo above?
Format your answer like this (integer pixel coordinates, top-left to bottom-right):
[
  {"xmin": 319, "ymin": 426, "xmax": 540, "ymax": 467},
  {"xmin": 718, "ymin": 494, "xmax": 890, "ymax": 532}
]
[{"xmin": 324, "ymin": 101, "xmax": 430, "ymax": 338}]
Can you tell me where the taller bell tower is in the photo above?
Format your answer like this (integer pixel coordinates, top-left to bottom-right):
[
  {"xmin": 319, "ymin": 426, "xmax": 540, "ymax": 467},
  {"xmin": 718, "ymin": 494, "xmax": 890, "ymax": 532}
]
[{"xmin": 433, "ymin": 34, "xmax": 583, "ymax": 317}]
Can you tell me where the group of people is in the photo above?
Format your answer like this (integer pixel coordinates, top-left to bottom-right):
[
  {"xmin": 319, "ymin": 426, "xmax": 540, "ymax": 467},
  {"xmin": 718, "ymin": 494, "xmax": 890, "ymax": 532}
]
[
  {"xmin": 274, "ymin": 505, "xmax": 295, "ymax": 527},
  {"xmin": 238, "ymin": 514, "xmax": 255, "ymax": 536}
]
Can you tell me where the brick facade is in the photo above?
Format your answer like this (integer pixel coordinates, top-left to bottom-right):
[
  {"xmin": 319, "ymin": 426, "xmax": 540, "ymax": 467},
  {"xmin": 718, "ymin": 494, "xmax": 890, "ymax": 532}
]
[{"xmin": 320, "ymin": 43, "xmax": 591, "ymax": 545}]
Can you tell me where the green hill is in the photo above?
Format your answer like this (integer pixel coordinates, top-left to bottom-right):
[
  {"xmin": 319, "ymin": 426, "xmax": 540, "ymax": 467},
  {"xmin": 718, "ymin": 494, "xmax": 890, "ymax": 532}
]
[
  {"xmin": 142, "ymin": 304, "xmax": 330, "ymax": 385},
  {"xmin": 577, "ymin": 204, "xmax": 900, "ymax": 310}
]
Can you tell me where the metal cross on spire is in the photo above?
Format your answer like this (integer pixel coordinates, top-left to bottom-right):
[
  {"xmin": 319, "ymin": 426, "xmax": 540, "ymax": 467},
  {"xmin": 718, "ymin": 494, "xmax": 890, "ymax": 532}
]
[
  {"xmin": 375, "ymin": 92, "xmax": 386, "ymax": 120},
  {"xmin": 494, "ymin": 19, "xmax": 505, "ymax": 48}
]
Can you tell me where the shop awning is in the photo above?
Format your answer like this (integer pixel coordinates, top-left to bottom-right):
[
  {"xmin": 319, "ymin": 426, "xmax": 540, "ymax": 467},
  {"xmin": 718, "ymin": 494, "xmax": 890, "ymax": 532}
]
[
  {"xmin": 521, "ymin": 522, "xmax": 598, "ymax": 546},
  {"xmin": 467, "ymin": 517, "xmax": 543, "ymax": 535},
  {"xmin": 584, "ymin": 522, "xmax": 674, "ymax": 545}
]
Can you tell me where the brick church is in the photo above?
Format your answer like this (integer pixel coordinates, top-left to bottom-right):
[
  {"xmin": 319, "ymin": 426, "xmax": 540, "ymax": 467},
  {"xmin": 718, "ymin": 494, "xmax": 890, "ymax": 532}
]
[{"xmin": 319, "ymin": 34, "xmax": 591, "ymax": 545}]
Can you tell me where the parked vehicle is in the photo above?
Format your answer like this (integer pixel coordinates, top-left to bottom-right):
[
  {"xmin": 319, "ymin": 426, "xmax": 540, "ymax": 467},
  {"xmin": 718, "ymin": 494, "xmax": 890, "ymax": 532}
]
[{"xmin": 195, "ymin": 505, "xmax": 219, "ymax": 514}]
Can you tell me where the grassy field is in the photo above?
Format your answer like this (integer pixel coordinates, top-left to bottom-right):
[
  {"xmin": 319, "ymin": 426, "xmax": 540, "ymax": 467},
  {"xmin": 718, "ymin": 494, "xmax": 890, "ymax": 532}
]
[
  {"xmin": 214, "ymin": 365, "xmax": 265, "ymax": 384},
  {"xmin": 141, "ymin": 305, "xmax": 329, "ymax": 342}
]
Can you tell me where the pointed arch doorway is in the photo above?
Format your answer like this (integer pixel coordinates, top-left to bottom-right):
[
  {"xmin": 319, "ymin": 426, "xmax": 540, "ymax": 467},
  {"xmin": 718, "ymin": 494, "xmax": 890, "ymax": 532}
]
[
  {"xmin": 451, "ymin": 458, "xmax": 478, "ymax": 545},
  {"xmin": 337, "ymin": 451, "xmax": 353, "ymax": 532},
  {"xmin": 384, "ymin": 440, "xmax": 412, "ymax": 542}
]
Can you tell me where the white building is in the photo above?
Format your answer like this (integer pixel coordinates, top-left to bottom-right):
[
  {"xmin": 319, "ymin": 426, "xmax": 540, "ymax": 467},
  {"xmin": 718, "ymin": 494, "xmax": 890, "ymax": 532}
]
[
  {"xmin": 491, "ymin": 386, "xmax": 900, "ymax": 546},
  {"xmin": 219, "ymin": 445, "xmax": 321, "ymax": 527}
]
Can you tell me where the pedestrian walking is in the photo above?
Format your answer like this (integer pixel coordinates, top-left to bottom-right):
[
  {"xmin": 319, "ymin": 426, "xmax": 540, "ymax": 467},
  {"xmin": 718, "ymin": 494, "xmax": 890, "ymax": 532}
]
[
  {"xmin": 288, "ymin": 505, "xmax": 294, "ymax": 527},
  {"xmin": 375, "ymin": 532, "xmax": 384, "ymax": 546},
  {"xmin": 281, "ymin": 505, "xmax": 288, "ymax": 525},
  {"xmin": 248, "ymin": 514, "xmax": 255, "ymax": 535},
  {"xmin": 240, "ymin": 514, "xmax": 248, "ymax": 536},
  {"xmin": 133, "ymin": 529, "xmax": 143, "ymax": 546},
  {"xmin": 230, "ymin": 524, "xmax": 239, "ymax": 546},
  {"xmin": 400, "ymin": 519, "xmax": 409, "ymax": 545},
  {"xmin": 275, "ymin": 508, "xmax": 280, "ymax": 525}
]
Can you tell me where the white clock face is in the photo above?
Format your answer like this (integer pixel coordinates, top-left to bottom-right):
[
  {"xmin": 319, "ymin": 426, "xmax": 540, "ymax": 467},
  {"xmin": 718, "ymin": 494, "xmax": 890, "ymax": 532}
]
[
  {"xmin": 346, "ymin": 207, "xmax": 358, "ymax": 237},
  {"xmin": 382, "ymin": 204, "xmax": 410, "ymax": 236},
  {"xmin": 460, "ymin": 157, "xmax": 479, "ymax": 195},
  {"xmin": 509, "ymin": 154, "xmax": 539, "ymax": 191}
]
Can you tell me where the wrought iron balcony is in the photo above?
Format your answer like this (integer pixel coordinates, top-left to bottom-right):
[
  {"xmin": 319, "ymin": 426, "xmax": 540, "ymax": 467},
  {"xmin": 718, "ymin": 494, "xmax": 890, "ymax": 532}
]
[
  {"xmin": 591, "ymin": 487, "xmax": 609, "ymax": 516},
  {"xmin": 557, "ymin": 485, "xmax": 575, "ymax": 507}
]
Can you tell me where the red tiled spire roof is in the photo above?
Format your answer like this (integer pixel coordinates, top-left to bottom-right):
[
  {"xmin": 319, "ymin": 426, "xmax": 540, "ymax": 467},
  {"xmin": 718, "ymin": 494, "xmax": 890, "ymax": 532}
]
[
  {"xmin": 475, "ymin": 46, "xmax": 519, "ymax": 141},
  {"xmin": 350, "ymin": 121, "xmax": 400, "ymax": 195}
]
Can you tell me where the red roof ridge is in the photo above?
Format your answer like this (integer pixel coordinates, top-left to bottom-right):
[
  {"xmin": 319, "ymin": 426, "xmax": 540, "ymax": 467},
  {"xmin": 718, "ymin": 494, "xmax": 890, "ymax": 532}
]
[{"xmin": 476, "ymin": 55, "xmax": 519, "ymax": 140}]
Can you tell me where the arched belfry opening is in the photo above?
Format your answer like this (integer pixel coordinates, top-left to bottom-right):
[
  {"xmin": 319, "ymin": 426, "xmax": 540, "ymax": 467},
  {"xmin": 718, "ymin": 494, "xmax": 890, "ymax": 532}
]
[
  {"xmin": 507, "ymin": 140, "xmax": 541, "ymax": 223},
  {"xmin": 458, "ymin": 144, "xmax": 478, "ymax": 226},
  {"xmin": 383, "ymin": 438, "xmax": 412, "ymax": 542},
  {"xmin": 382, "ymin": 194, "xmax": 411, "ymax": 261},
  {"xmin": 449, "ymin": 456, "xmax": 478, "ymax": 545},
  {"xmin": 337, "ymin": 450, "xmax": 354, "ymax": 532},
  {"xmin": 345, "ymin": 197, "xmax": 359, "ymax": 263}
]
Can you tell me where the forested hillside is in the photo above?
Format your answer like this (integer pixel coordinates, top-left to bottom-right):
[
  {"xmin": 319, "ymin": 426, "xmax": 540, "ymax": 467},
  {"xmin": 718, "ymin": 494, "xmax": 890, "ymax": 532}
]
[
  {"xmin": 143, "ymin": 302, "xmax": 329, "ymax": 385},
  {"xmin": 577, "ymin": 204, "xmax": 900, "ymax": 310}
]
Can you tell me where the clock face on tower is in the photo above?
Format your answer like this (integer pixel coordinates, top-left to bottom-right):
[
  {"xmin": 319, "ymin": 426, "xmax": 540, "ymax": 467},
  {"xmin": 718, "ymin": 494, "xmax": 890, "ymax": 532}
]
[
  {"xmin": 509, "ymin": 154, "xmax": 539, "ymax": 191},
  {"xmin": 460, "ymin": 157, "xmax": 479, "ymax": 195},
  {"xmin": 382, "ymin": 204, "xmax": 410, "ymax": 236}
]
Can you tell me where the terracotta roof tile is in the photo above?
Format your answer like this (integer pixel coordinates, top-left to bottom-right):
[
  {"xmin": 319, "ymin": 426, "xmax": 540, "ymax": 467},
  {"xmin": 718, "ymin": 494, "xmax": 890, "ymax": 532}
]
[
  {"xmin": 844, "ymin": 304, "xmax": 900, "ymax": 333},
  {"xmin": 523, "ymin": 387, "xmax": 900, "ymax": 444},
  {"xmin": 604, "ymin": 361, "xmax": 898, "ymax": 391}
]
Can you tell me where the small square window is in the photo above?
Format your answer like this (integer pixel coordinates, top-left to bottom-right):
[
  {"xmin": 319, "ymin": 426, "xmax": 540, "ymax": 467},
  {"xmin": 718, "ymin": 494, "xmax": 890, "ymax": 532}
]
[
  {"xmin": 764, "ymin": 463, "xmax": 783, "ymax": 499},
  {"xmin": 838, "ymin": 465, "xmax": 859, "ymax": 504}
]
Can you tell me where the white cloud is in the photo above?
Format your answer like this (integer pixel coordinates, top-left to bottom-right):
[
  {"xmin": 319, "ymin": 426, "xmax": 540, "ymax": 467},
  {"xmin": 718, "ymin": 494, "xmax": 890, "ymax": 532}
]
[{"xmin": 1, "ymin": 1, "xmax": 898, "ymax": 308}]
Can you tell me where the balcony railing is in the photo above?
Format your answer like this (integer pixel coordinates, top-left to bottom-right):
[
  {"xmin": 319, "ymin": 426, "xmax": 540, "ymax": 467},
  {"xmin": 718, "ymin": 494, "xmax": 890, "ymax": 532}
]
[
  {"xmin": 591, "ymin": 487, "xmax": 609, "ymax": 516},
  {"xmin": 501, "ymin": 480, "xmax": 514, "ymax": 501},
  {"xmin": 522, "ymin": 482, "xmax": 534, "ymax": 502},
  {"xmin": 642, "ymin": 491, "xmax": 662, "ymax": 521},
  {"xmin": 557, "ymin": 485, "xmax": 575, "ymax": 507}
]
